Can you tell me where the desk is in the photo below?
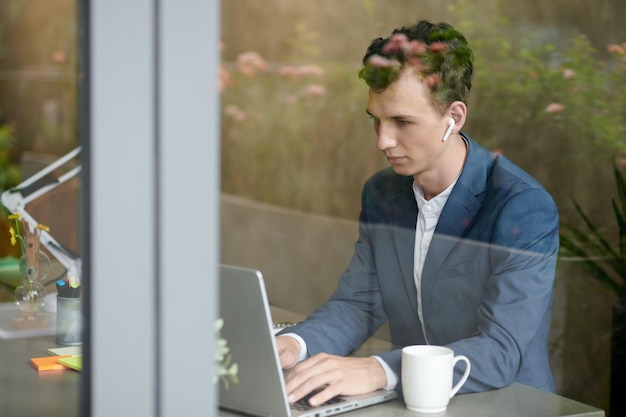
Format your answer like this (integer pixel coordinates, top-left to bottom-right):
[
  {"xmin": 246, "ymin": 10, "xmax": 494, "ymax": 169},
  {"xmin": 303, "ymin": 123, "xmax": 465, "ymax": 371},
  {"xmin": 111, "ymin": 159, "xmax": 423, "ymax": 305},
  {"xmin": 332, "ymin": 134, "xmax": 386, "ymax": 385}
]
[
  {"xmin": 0, "ymin": 333, "xmax": 81, "ymax": 417},
  {"xmin": 0, "ymin": 307, "xmax": 605, "ymax": 417},
  {"xmin": 220, "ymin": 382, "xmax": 604, "ymax": 417},
  {"xmin": 223, "ymin": 307, "xmax": 605, "ymax": 417}
]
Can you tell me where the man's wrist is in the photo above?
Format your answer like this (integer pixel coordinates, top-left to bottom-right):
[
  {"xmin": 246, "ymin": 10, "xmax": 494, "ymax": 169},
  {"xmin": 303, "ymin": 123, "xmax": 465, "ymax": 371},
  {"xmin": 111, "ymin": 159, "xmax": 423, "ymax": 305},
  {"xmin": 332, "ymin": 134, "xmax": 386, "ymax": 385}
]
[
  {"xmin": 279, "ymin": 333, "xmax": 308, "ymax": 362},
  {"xmin": 372, "ymin": 356, "xmax": 399, "ymax": 391}
]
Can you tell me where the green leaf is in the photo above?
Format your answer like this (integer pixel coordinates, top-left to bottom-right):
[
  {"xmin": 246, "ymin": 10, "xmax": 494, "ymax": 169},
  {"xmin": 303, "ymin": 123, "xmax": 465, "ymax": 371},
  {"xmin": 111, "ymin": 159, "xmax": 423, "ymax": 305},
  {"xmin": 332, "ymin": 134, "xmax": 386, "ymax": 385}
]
[
  {"xmin": 615, "ymin": 165, "xmax": 626, "ymax": 218},
  {"xmin": 559, "ymin": 165, "xmax": 626, "ymax": 305},
  {"xmin": 571, "ymin": 198, "xmax": 618, "ymax": 259},
  {"xmin": 560, "ymin": 233, "xmax": 623, "ymax": 296},
  {"xmin": 613, "ymin": 199, "xmax": 626, "ymax": 279}
]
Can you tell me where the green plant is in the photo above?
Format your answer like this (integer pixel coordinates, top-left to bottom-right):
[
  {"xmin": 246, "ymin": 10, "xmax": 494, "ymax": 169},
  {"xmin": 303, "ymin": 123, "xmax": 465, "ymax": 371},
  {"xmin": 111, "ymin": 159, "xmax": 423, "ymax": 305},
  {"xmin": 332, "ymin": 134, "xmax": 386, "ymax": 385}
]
[
  {"xmin": 220, "ymin": 0, "xmax": 626, "ymax": 221},
  {"xmin": 0, "ymin": 124, "xmax": 20, "ymax": 199},
  {"xmin": 0, "ymin": 123, "xmax": 21, "ymax": 261},
  {"xmin": 214, "ymin": 318, "xmax": 238, "ymax": 388},
  {"xmin": 559, "ymin": 165, "xmax": 626, "ymax": 306},
  {"xmin": 446, "ymin": 0, "xmax": 626, "ymax": 158}
]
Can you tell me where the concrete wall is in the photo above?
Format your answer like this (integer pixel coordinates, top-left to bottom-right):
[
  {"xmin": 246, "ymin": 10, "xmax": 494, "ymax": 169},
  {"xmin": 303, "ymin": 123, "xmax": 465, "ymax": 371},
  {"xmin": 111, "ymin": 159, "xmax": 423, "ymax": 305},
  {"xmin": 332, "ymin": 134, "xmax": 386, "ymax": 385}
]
[{"xmin": 220, "ymin": 193, "xmax": 357, "ymax": 317}]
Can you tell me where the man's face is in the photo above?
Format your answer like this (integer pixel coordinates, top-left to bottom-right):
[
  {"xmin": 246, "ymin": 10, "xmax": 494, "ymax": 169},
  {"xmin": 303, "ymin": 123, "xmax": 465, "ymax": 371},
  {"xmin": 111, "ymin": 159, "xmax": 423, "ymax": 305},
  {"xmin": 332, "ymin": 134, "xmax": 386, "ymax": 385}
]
[{"xmin": 366, "ymin": 71, "xmax": 451, "ymax": 181}]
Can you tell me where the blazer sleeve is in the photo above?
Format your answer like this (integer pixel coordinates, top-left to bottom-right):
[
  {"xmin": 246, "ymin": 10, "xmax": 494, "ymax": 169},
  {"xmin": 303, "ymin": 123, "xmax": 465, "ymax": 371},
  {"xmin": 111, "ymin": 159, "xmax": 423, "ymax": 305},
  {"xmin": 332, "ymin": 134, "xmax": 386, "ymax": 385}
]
[
  {"xmin": 444, "ymin": 186, "xmax": 559, "ymax": 393},
  {"xmin": 282, "ymin": 186, "xmax": 389, "ymax": 358}
]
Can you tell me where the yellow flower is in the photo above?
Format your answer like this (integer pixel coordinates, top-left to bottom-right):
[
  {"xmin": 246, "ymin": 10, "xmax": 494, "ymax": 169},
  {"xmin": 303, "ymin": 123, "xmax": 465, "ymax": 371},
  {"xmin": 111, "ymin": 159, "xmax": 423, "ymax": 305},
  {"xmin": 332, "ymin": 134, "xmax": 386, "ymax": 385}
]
[
  {"xmin": 8, "ymin": 214, "xmax": 20, "ymax": 220},
  {"xmin": 36, "ymin": 224, "xmax": 50, "ymax": 233},
  {"xmin": 9, "ymin": 227, "xmax": 16, "ymax": 246}
]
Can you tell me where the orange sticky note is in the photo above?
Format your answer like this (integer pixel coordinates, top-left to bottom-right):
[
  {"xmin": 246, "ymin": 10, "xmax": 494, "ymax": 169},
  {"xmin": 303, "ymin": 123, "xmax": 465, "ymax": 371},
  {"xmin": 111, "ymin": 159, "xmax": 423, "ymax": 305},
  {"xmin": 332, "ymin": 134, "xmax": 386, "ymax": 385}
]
[{"xmin": 30, "ymin": 355, "xmax": 72, "ymax": 371}]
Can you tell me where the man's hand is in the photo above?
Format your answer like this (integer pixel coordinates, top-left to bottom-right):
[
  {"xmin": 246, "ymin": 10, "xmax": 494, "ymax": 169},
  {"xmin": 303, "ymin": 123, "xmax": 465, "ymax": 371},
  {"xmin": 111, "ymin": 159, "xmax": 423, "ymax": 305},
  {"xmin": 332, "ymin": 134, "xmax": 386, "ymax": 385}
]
[
  {"xmin": 284, "ymin": 353, "xmax": 387, "ymax": 407},
  {"xmin": 276, "ymin": 335, "xmax": 302, "ymax": 369}
]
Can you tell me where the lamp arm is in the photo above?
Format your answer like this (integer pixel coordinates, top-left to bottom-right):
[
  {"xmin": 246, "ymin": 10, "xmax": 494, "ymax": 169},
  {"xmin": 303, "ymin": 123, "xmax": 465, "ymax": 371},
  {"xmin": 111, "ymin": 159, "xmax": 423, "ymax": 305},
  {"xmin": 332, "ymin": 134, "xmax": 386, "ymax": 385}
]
[
  {"xmin": 13, "ymin": 147, "xmax": 81, "ymax": 190},
  {"xmin": 1, "ymin": 147, "xmax": 82, "ymax": 284}
]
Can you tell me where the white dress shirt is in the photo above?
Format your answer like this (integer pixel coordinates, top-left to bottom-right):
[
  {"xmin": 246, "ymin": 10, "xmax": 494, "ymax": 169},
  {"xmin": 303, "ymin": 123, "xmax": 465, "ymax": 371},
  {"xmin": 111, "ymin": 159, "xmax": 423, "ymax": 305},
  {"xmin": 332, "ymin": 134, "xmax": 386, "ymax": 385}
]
[
  {"xmin": 412, "ymin": 178, "xmax": 457, "ymax": 345},
  {"xmin": 282, "ymin": 178, "xmax": 458, "ymax": 391}
]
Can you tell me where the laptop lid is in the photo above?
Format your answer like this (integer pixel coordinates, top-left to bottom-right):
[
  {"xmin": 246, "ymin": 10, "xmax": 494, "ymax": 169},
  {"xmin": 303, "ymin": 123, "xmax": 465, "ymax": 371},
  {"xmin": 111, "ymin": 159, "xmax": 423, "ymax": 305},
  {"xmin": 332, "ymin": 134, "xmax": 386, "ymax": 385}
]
[
  {"xmin": 219, "ymin": 265, "xmax": 291, "ymax": 417},
  {"xmin": 218, "ymin": 264, "xmax": 397, "ymax": 417}
]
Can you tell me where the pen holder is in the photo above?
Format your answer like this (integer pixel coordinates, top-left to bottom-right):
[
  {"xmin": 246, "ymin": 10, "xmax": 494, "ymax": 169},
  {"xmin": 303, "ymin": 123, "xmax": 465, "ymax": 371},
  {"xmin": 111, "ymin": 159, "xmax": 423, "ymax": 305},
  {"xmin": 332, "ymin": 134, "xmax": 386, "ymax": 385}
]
[{"xmin": 56, "ymin": 296, "xmax": 83, "ymax": 346}]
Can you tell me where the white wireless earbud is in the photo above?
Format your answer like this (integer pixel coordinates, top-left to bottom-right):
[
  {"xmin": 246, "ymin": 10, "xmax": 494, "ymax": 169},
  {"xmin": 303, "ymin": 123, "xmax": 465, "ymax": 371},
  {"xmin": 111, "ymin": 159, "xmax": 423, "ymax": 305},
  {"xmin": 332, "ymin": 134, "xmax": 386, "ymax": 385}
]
[{"xmin": 442, "ymin": 117, "xmax": 455, "ymax": 142}]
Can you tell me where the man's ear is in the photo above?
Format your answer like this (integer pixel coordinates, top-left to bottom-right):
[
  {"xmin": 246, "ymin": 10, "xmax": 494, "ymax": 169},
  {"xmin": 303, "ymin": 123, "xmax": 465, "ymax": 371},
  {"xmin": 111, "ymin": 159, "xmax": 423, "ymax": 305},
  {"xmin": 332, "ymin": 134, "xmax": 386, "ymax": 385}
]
[{"xmin": 447, "ymin": 101, "xmax": 467, "ymax": 132}]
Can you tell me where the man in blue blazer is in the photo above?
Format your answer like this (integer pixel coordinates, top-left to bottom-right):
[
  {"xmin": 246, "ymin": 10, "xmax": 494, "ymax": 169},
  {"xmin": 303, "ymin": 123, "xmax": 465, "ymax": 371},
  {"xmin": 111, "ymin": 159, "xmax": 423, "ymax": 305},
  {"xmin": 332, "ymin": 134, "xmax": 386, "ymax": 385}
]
[{"xmin": 276, "ymin": 20, "xmax": 559, "ymax": 407}]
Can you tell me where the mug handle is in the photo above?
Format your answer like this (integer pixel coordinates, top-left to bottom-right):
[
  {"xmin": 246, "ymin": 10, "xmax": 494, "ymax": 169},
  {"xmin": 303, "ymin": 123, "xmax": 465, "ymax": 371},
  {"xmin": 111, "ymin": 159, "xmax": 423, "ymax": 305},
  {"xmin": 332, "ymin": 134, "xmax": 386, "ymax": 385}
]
[{"xmin": 449, "ymin": 355, "xmax": 471, "ymax": 398}]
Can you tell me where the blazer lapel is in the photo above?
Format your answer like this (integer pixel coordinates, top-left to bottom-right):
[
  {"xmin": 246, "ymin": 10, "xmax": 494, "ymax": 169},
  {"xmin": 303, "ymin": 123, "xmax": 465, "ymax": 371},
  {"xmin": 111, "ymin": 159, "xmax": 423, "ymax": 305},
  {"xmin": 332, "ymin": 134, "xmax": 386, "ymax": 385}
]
[
  {"xmin": 391, "ymin": 180, "xmax": 419, "ymax": 316},
  {"xmin": 386, "ymin": 135, "xmax": 491, "ymax": 322},
  {"xmin": 420, "ymin": 135, "xmax": 488, "ymax": 304}
]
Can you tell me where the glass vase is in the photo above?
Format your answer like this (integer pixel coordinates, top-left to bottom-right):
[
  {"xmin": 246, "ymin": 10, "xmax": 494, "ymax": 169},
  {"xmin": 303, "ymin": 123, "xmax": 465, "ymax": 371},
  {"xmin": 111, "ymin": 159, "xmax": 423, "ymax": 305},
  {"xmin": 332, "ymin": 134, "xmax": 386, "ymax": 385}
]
[
  {"xmin": 19, "ymin": 250, "xmax": 51, "ymax": 283},
  {"xmin": 14, "ymin": 253, "xmax": 50, "ymax": 318}
]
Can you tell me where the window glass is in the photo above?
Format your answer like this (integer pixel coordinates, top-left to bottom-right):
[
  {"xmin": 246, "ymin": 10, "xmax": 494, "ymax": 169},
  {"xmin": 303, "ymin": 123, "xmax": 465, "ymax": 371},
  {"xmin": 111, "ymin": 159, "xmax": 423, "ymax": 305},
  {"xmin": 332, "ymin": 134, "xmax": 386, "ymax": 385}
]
[
  {"xmin": 6, "ymin": 0, "xmax": 624, "ymax": 414},
  {"xmin": 0, "ymin": 1, "xmax": 80, "ymax": 416},
  {"xmin": 220, "ymin": 1, "xmax": 626, "ymax": 413}
]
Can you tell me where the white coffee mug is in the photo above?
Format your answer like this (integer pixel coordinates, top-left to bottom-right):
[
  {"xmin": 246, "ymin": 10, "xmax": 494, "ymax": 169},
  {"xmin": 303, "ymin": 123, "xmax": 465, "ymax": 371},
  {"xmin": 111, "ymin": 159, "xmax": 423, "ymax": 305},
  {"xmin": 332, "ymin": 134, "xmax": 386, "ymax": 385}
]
[{"xmin": 401, "ymin": 345, "xmax": 471, "ymax": 413}]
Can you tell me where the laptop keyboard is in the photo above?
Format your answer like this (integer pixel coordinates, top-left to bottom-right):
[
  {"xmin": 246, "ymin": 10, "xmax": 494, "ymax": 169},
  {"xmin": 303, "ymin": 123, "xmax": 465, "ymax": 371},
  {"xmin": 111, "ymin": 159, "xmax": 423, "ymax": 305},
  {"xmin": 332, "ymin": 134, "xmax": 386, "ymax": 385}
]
[{"xmin": 291, "ymin": 391, "xmax": 345, "ymax": 411}]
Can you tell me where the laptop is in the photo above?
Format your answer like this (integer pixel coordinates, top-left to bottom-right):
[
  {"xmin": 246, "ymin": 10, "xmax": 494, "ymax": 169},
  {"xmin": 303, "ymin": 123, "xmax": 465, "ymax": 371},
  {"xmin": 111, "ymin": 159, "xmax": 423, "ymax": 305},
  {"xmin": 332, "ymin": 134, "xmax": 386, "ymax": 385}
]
[{"xmin": 218, "ymin": 264, "xmax": 398, "ymax": 417}]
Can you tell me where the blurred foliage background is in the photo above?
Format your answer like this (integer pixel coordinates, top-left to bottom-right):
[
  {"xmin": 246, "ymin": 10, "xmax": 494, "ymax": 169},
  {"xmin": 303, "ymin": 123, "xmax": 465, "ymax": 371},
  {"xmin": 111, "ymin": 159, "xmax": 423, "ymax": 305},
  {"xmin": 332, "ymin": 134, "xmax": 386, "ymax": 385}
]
[
  {"xmin": 220, "ymin": 0, "xmax": 626, "ymax": 222},
  {"xmin": 219, "ymin": 0, "xmax": 626, "ymax": 412}
]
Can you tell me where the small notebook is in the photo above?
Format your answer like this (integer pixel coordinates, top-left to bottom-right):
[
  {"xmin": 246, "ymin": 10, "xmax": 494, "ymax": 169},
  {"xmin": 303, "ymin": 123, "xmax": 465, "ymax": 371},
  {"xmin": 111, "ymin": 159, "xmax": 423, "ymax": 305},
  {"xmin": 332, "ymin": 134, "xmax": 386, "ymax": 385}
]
[
  {"xmin": 47, "ymin": 346, "xmax": 82, "ymax": 356},
  {"xmin": 30, "ymin": 355, "xmax": 72, "ymax": 371},
  {"xmin": 57, "ymin": 355, "xmax": 82, "ymax": 371}
]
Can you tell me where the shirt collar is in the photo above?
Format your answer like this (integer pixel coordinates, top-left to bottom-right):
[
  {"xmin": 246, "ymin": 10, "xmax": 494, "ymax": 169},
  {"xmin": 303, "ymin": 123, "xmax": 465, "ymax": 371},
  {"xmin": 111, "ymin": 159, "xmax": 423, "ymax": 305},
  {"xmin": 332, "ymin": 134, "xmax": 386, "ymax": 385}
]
[{"xmin": 412, "ymin": 177, "xmax": 457, "ymax": 212}]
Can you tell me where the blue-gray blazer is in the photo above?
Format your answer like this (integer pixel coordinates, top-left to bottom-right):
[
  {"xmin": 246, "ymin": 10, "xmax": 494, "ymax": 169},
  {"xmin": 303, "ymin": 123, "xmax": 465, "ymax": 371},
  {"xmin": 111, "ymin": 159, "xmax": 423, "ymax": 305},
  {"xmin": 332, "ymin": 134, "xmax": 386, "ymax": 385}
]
[{"xmin": 286, "ymin": 134, "xmax": 559, "ymax": 395}]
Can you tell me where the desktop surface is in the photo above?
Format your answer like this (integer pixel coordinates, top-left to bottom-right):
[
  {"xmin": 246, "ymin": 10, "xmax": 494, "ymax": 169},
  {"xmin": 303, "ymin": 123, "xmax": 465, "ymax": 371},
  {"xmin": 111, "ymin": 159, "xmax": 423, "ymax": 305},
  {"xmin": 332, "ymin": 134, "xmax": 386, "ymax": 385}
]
[
  {"xmin": 219, "ymin": 383, "xmax": 604, "ymax": 417},
  {"xmin": 0, "ymin": 305, "xmax": 605, "ymax": 417},
  {"xmin": 0, "ymin": 332, "xmax": 81, "ymax": 417}
]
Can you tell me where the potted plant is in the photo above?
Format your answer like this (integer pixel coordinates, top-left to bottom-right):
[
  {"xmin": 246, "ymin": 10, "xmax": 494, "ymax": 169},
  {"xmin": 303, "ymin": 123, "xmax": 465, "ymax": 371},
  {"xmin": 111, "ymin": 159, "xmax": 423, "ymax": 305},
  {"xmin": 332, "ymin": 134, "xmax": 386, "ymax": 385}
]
[{"xmin": 559, "ymin": 165, "xmax": 626, "ymax": 417}]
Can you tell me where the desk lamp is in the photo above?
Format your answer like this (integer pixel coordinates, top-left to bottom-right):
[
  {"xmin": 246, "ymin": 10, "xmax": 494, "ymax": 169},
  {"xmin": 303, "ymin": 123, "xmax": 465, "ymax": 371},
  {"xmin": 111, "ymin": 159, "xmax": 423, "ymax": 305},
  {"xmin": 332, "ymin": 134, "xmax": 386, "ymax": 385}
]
[{"xmin": 1, "ymin": 147, "xmax": 82, "ymax": 286}]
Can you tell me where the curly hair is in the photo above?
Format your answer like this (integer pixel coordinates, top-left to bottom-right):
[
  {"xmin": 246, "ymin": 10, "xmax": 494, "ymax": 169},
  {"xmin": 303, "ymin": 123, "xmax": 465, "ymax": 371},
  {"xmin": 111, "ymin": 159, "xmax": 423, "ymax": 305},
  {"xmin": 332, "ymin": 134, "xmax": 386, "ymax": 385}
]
[{"xmin": 358, "ymin": 20, "xmax": 474, "ymax": 114}]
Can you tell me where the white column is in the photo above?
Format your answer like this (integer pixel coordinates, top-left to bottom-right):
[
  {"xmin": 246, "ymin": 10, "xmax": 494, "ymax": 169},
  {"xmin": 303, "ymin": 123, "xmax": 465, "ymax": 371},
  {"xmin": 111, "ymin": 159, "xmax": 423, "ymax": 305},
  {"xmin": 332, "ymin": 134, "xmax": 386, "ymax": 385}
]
[
  {"xmin": 158, "ymin": 0, "xmax": 220, "ymax": 415},
  {"xmin": 86, "ymin": 0, "xmax": 220, "ymax": 416}
]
